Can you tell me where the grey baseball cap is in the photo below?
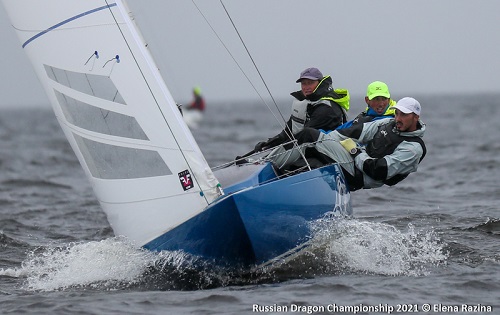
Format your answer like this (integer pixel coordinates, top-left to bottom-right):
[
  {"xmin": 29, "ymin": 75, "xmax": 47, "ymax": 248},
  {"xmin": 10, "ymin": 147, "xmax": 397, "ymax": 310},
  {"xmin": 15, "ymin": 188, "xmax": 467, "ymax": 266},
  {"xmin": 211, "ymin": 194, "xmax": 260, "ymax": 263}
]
[{"xmin": 296, "ymin": 67, "xmax": 323, "ymax": 83}]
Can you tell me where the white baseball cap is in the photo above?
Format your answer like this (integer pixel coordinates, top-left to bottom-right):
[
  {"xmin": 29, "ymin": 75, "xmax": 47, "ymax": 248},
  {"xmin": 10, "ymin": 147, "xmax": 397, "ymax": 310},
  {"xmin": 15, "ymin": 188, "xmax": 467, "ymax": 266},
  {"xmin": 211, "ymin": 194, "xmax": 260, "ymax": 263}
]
[{"xmin": 394, "ymin": 97, "xmax": 421, "ymax": 115}]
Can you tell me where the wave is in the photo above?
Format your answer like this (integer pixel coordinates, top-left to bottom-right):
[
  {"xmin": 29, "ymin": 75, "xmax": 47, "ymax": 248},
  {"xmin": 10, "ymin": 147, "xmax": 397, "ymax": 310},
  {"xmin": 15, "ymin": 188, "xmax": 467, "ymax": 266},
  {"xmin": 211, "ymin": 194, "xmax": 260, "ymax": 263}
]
[
  {"xmin": 1, "ymin": 216, "xmax": 449, "ymax": 292},
  {"xmin": 1, "ymin": 179, "xmax": 72, "ymax": 190},
  {"xmin": 1, "ymin": 237, "xmax": 153, "ymax": 291},
  {"xmin": 286, "ymin": 218, "xmax": 448, "ymax": 277},
  {"xmin": 468, "ymin": 217, "xmax": 500, "ymax": 235}
]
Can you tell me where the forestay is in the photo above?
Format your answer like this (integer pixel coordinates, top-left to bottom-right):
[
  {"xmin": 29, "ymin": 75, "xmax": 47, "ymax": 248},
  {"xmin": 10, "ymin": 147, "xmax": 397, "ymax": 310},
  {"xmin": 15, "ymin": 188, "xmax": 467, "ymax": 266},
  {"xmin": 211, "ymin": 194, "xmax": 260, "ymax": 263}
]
[{"xmin": 2, "ymin": 0, "xmax": 223, "ymax": 246}]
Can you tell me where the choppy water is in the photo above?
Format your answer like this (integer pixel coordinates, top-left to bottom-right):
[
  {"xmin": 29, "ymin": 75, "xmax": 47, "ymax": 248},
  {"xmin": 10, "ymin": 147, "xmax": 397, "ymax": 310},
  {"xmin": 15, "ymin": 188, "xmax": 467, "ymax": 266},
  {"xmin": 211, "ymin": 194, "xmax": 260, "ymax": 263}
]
[{"xmin": 0, "ymin": 94, "xmax": 499, "ymax": 314}]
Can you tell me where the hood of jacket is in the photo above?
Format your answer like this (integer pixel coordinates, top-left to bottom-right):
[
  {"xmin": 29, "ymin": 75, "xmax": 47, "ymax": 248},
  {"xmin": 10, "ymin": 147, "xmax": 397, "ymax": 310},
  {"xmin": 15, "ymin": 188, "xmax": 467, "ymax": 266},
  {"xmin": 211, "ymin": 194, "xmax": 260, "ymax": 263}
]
[
  {"xmin": 290, "ymin": 76, "xmax": 334, "ymax": 101},
  {"xmin": 290, "ymin": 76, "xmax": 350, "ymax": 111}
]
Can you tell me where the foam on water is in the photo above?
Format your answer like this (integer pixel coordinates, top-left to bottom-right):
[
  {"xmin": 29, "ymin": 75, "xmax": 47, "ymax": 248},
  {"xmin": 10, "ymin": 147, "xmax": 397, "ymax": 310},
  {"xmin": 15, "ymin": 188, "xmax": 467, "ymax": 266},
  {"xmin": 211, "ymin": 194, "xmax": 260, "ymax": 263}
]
[
  {"xmin": 1, "ymin": 218, "xmax": 449, "ymax": 292},
  {"xmin": 1, "ymin": 237, "xmax": 168, "ymax": 291},
  {"xmin": 0, "ymin": 236, "xmax": 225, "ymax": 292},
  {"xmin": 309, "ymin": 218, "xmax": 448, "ymax": 276}
]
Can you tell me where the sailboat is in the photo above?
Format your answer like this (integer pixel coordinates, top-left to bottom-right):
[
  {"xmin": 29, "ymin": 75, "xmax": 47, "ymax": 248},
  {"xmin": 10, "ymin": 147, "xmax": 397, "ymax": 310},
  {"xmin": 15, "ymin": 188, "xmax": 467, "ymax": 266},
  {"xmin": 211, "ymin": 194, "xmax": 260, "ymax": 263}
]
[
  {"xmin": 182, "ymin": 86, "xmax": 205, "ymax": 129},
  {"xmin": 182, "ymin": 108, "xmax": 203, "ymax": 129},
  {"xmin": 2, "ymin": 0, "xmax": 352, "ymax": 268}
]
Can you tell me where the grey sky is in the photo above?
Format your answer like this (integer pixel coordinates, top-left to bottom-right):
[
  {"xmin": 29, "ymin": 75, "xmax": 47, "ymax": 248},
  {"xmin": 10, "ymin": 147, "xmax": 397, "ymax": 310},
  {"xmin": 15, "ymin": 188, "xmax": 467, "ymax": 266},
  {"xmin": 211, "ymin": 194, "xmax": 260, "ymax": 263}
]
[{"xmin": 1, "ymin": 0, "xmax": 499, "ymax": 108}]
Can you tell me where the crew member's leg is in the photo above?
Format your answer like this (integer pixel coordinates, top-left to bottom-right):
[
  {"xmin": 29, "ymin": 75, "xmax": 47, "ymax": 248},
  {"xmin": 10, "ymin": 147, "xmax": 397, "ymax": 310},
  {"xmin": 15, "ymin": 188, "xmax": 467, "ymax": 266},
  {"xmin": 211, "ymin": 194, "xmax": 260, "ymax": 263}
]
[{"xmin": 314, "ymin": 132, "xmax": 355, "ymax": 176}]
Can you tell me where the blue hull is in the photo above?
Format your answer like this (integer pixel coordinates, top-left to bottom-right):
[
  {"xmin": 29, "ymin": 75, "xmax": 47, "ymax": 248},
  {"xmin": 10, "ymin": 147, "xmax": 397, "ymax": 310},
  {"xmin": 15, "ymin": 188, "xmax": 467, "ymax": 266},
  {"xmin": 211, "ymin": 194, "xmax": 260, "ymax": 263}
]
[{"xmin": 144, "ymin": 163, "xmax": 352, "ymax": 268}]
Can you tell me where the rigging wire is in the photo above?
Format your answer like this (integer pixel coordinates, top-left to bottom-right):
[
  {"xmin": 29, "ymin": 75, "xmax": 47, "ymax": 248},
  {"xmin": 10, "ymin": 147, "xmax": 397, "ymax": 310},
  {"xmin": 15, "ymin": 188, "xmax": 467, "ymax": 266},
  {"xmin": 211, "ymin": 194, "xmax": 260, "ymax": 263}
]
[
  {"xmin": 105, "ymin": 0, "xmax": 215, "ymax": 203},
  {"xmin": 191, "ymin": 0, "xmax": 294, "ymax": 139}
]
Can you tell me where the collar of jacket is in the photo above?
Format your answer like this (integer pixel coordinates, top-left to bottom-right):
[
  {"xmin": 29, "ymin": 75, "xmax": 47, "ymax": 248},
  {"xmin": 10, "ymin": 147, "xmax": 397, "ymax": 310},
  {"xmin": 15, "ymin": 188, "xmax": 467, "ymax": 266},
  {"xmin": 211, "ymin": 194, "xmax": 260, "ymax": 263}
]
[{"xmin": 290, "ymin": 75, "xmax": 334, "ymax": 102}]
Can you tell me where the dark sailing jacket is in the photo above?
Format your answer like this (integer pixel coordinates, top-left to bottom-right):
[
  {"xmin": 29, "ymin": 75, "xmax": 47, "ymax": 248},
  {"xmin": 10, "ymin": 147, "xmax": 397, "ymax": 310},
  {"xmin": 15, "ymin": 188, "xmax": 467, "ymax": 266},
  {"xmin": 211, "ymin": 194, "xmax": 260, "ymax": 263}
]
[
  {"xmin": 188, "ymin": 95, "xmax": 205, "ymax": 111},
  {"xmin": 337, "ymin": 118, "xmax": 426, "ymax": 190},
  {"xmin": 265, "ymin": 76, "xmax": 350, "ymax": 149}
]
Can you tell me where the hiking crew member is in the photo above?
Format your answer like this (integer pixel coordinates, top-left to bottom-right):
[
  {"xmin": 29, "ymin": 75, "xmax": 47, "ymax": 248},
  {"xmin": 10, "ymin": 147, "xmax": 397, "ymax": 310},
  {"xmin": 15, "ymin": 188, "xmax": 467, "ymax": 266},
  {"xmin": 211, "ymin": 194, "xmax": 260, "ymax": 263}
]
[
  {"xmin": 253, "ymin": 67, "xmax": 349, "ymax": 152},
  {"xmin": 272, "ymin": 97, "xmax": 426, "ymax": 191},
  {"xmin": 337, "ymin": 81, "xmax": 395, "ymax": 130}
]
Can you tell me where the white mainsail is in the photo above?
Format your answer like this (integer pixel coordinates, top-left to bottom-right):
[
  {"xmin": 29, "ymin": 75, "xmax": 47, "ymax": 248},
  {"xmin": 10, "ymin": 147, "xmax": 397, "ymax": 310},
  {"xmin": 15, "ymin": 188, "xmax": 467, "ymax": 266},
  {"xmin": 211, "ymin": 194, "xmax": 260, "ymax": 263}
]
[{"xmin": 2, "ymin": 0, "xmax": 223, "ymax": 245}]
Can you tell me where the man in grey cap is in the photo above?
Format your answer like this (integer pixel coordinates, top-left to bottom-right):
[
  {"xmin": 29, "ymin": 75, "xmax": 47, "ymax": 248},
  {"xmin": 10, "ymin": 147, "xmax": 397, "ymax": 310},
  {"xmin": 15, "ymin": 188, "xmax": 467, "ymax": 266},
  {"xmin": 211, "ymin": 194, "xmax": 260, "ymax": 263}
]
[
  {"xmin": 252, "ymin": 67, "xmax": 350, "ymax": 153},
  {"xmin": 271, "ymin": 97, "xmax": 426, "ymax": 191}
]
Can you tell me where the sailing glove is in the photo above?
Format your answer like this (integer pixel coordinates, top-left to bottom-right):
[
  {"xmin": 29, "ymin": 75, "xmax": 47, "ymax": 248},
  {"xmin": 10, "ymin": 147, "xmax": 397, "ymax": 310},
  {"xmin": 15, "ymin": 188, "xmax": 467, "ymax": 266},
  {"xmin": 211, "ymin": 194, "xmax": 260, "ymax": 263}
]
[{"xmin": 254, "ymin": 141, "xmax": 268, "ymax": 152}]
